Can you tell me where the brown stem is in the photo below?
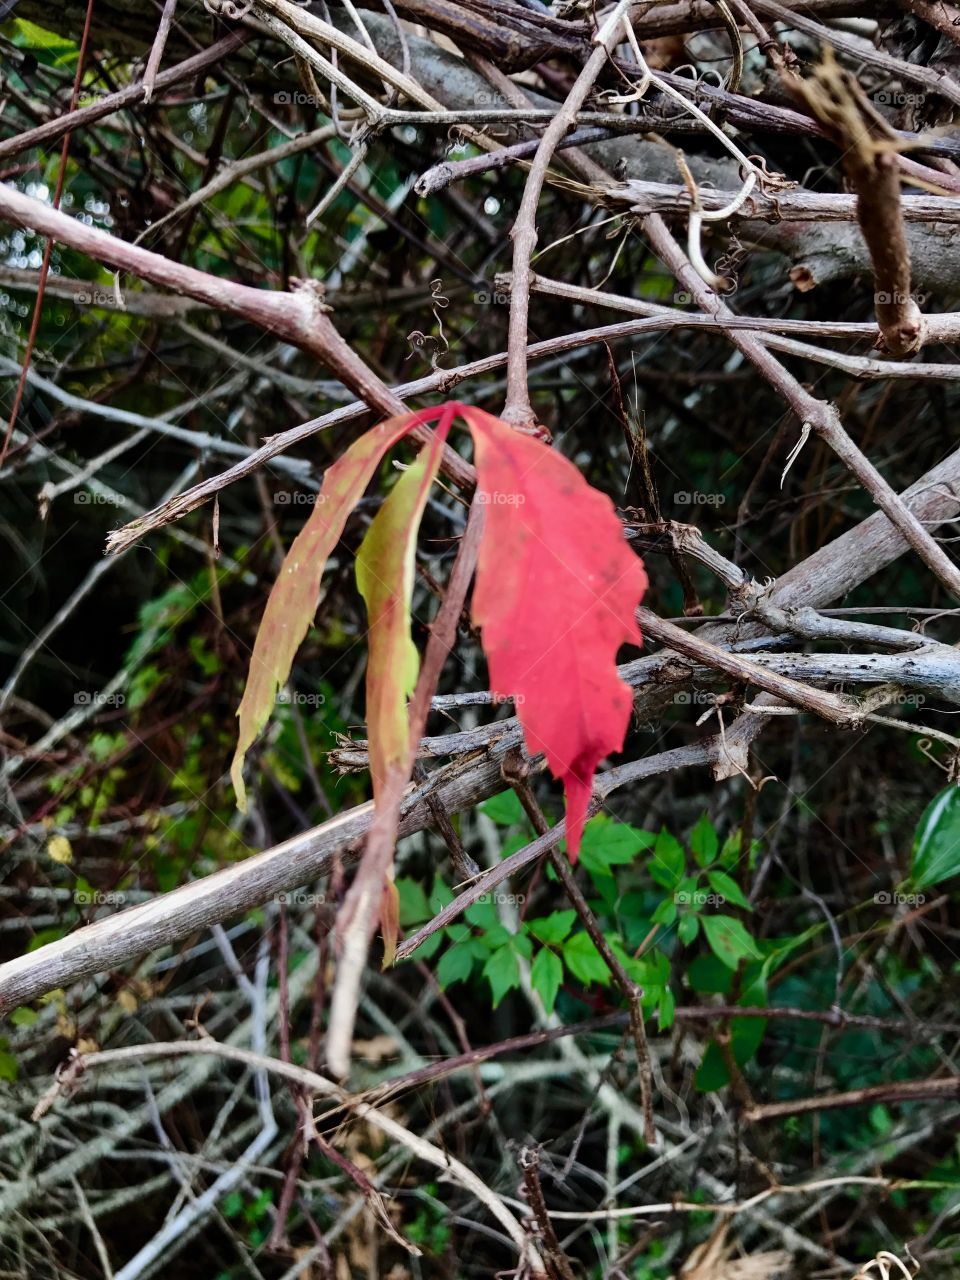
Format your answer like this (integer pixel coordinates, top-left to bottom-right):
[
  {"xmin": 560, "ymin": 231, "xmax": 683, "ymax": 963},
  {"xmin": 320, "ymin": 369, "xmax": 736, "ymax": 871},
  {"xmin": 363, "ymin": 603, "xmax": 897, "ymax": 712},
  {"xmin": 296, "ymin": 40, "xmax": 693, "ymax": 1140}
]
[
  {"xmin": 790, "ymin": 49, "xmax": 924, "ymax": 355},
  {"xmin": 0, "ymin": 33, "xmax": 245, "ymax": 163},
  {"xmin": 0, "ymin": 183, "xmax": 474, "ymax": 490},
  {"xmin": 519, "ymin": 1147, "xmax": 577, "ymax": 1280},
  {"xmin": 508, "ymin": 768, "xmax": 656, "ymax": 1144},
  {"xmin": 0, "ymin": 0, "xmax": 97, "ymax": 472},
  {"xmin": 642, "ymin": 213, "xmax": 960, "ymax": 600},
  {"xmin": 896, "ymin": 0, "xmax": 960, "ymax": 46},
  {"xmin": 142, "ymin": 0, "xmax": 180, "ymax": 103},
  {"xmin": 502, "ymin": 0, "xmax": 635, "ymax": 426},
  {"xmin": 745, "ymin": 1076, "xmax": 960, "ymax": 1122},
  {"xmin": 636, "ymin": 607, "xmax": 860, "ymax": 726}
]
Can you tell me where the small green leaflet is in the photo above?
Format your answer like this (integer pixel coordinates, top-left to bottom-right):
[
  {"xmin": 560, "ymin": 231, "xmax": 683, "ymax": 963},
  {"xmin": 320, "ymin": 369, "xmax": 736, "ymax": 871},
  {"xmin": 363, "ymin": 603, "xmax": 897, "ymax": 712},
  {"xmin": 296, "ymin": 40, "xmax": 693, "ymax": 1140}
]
[
  {"xmin": 479, "ymin": 790, "xmax": 528, "ymax": 826},
  {"xmin": 483, "ymin": 945, "xmax": 520, "ymax": 1007},
  {"xmin": 678, "ymin": 914, "xmax": 700, "ymax": 945},
  {"xmin": 706, "ymin": 870, "xmax": 752, "ymax": 911},
  {"xmin": 578, "ymin": 817, "xmax": 655, "ymax": 880},
  {"xmin": 396, "ymin": 877, "xmax": 431, "ymax": 927},
  {"xmin": 650, "ymin": 827, "xmax": 685, "ymax": 888},
  {"xmin": 690, "ymin": 813, "xmax": 719, "ymax": 867},
  {"xmin": 910, "ymin": 784, "xmax": 960, "ymax": 890},
  {"xmin": 701, "ymin": 915, "xmax": 761, "ymax": 969},
  {"xmin": 437, "ymin": 945, "xmax": 473, "ymax": 988},
  {"xmin": 695, "ymin": 1016, "xmax": 766, "ymax": 1091},
  {"xmin": 528, "ymin": 911, "xmax": 577, "ymax": 945},
  {"xmin": 563, "ymin": 931, "xmax": 609, "ymax": 984},
  {"xmin": 531, "ymin": 947, "xmax": 563, "ymax": 1013}
]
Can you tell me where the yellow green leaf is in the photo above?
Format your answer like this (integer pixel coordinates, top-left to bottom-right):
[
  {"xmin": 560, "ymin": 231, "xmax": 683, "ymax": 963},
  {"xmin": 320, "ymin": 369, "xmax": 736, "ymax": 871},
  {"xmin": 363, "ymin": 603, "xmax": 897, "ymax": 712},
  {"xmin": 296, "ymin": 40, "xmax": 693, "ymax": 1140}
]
[
  {"xmin": 231, "ymin": 413, "xmax": 418, "ymax": 810},
  {"xmin": 355, "ymin": 438, "xmax": 445, "ymax": 791},
  {"xmin": 354, "ymin": 430, "xmax": 447, "ymax": 965},
  {"xmin": 46, "ymin": 835, "xmax": 73, "ymax": 865}
]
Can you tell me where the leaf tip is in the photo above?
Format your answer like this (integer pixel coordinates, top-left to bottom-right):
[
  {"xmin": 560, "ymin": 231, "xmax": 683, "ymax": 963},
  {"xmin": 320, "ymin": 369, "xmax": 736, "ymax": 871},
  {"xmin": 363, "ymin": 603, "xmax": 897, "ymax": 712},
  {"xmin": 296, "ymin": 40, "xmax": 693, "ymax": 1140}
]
[
  {"xmin": 563, "ymin": 773, "xmax": 593, "ymax": 862},
  {"xmin": 230, "ymin": 752, "xmax": 249, "ymax": 814}
]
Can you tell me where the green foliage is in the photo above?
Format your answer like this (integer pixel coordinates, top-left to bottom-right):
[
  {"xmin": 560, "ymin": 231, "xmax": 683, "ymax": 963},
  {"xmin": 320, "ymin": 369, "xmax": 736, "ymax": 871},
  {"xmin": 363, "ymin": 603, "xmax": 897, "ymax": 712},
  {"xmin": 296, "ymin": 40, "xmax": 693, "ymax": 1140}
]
[
  {"xmin": 0, "ymin": 1039, "xmax": 18, "ymax": 1083},
  {"xmin": 220, "ymin": 1189, "xmax": 274, "ymax": 1248},
  {"xmin": 398, "ymin": 807, "xmax": 759, "ymax": 1041},
  {"xmin": 910, "ymin": 784, "xmax": 960, "ymax": 890},
  {"xmin": 405, "ymin": 1185, "xmax": 452, "ymax": 1254},
  {"xmin": 700, "ymin": 914, "xmax": 761, "ymax": 970}
]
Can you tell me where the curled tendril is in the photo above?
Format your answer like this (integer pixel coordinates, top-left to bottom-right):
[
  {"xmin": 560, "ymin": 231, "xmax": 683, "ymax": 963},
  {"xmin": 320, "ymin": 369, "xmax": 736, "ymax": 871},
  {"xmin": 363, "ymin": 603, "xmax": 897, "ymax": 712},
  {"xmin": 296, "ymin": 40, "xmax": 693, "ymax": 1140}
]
[
  {"xmin": 714, "ymin": 234, "xmax": 747, "ymax": 292},
  {"xmin": 854, "ymin": 1247, "xmax": 919, "ymax": 1280},
  {"xmin": 405, "ymin": 280, "xmax": 449, "ymax": 368},
  {"xmin": 916, "ymin": 737, "xmax": 955, "ymax": 776},
  {"xmin": 429, "ymin": 278, "xmax": 449, "ymax": 355},
  {"xmin": 745, "ymin": 154, "xmax": 796, "ymax": 196},
  {"xmin": 203, "ymin": 0, "xmax": 254, "ymax": 18},
  {"xmin": 672, "ymin": 64, "xmax": 724, "ymax": 94}
]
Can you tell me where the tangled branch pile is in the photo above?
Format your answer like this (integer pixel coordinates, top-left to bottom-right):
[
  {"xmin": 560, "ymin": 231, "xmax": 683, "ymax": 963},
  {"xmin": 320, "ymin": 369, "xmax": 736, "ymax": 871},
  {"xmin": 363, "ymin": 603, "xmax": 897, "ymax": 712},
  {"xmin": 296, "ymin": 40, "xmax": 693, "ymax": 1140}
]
[{"xmin": 2, "ymin": 0, "xmax": 960, "ymax": 1276}]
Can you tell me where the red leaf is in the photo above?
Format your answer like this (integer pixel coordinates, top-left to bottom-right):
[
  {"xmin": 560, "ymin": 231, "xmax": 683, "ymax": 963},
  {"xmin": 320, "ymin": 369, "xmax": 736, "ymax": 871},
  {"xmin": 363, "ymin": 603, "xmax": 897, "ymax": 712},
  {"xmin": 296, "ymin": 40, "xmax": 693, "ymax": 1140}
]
[{"xmin": 459, "ymin": 405, "xmax": 648, "ymax": 857}]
